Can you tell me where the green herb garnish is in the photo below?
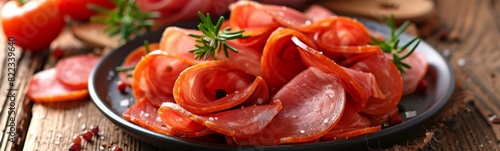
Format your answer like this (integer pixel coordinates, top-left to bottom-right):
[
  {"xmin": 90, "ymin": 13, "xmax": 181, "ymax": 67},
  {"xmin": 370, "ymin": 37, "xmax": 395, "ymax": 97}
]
[
  {"xmin": 188, "ymin": 12, "xmax": 248, "ymax": 60},
  {"xmin": 90, "ymin": 0, "xmax": 160, "ymax": 42},
  {"xmin": 371, "ymin": 15, "xmax": 421, "ymax": 74}
]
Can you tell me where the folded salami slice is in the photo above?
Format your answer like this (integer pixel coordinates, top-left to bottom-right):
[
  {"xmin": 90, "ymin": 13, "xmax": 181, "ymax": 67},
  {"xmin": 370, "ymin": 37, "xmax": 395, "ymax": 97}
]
[
  {"xmin": 124, "ymin": 98, "xmax": 213, "ymax": 138},
  {"xmin": 118, "ymin": 43, "xmax": 159, "ymax": 85},
  {"xmin": 131, "ymin": 50, "xmax": 196, "ymax": 107},
  {"xmin": 159, "ymin": 99, "xmax": 282, "ymax": 137},
  {"xmin": 234, "ymin": 67, "xmax": 345, "ymax": 145},
  {"xmin": 173, "ymin": 61, "xmax": 269, "ymax": 114}
]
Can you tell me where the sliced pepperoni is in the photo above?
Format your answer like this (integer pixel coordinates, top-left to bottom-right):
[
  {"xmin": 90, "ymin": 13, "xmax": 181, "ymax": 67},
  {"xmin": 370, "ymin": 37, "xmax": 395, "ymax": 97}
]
[
  {"xmin": 351, "ymin": 53, "xmax": 403, "ymax": 115},
  {"xmin": 234, "ymin": 67, "xmax": 345, "ymax": 145},
  {"xmin": 118, "ymin": 43, "xmax": 159, "ymax": 85},
  {"xmin": 173, "ymin": 61, "xmax": 268, "ymax": 114},
  {"xmin": 131, "ymin": 50, "xmax": 196, "ymax": 107},
  {"xmin": 27, "ymin": 68, "xmax": 89, "ymax": 102},
  {"xmin": 160, "ymin": 99, "xmax": 282, "ymax": 137},
  {"xmin": 123, "ymin": 98, "xmax": 214, "ymax": 138},
  {"xmin": 159, "ymin": 27, "xmax": 211, "ymax": 62},
  {"xmin": 55, "ymin": 54, "xmax": 100, "ymax": 89},
  {"xmin": 261, "ymin": 28, "xmax": 317, "ymax": 89},
  {"xmin": 292, "ymin": 36, "xmax": 370, "ymax": 110}
]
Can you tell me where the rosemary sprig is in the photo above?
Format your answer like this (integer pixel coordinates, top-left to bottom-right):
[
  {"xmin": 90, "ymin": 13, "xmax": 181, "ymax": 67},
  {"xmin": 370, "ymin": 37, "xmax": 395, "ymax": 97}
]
[
  {"xmin": 90, "ymin": 0, "xmax": 160, "ymax": 42},
  {"xmin": 188, "ymin": 12, "xmax": 248, "ymax": 60},
  {"xmin": 371, "ymin": 15, "xmax": 421, "ymax": 74},
  {"xmin": 114, "ymin": 40, "xmax": 152, "ymax": 75}
]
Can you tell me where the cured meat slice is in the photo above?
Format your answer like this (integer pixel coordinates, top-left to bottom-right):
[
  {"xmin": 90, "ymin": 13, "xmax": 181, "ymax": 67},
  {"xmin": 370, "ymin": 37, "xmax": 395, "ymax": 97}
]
[
  {"xmin": 55, "ymin": 54, "xmax": 100, "ymax": 89},
  {"xmin": 27, "ymin": 68, "xmax": 89, "ymax": 102},
  {"xmin": 304, "ymin": 5, "xmax": 336, "ymax": 21},
  {"xmin": 312, "ymin": 17, "xmax": 371, "ymax": 46},
  {"xmin": 344, "ymin": 68, "xmax": 385, "ymax": 99},
  {"xmin": 118, "ymin": 43, "xmax": 159, "ymax": 85},
  {"xmin": 234, "ymin": 67, "xmax": 345, "ymax": 145},
  {"xmin": 159, "ymin": 27, "xmax": 210, "ymax": 62},
  {"xmin": 123, "ymin": 98, "xmax": 173, "ymax": 136},
  {"xmin": 332, "ymin": 103, "xmax": 371, "ymax": 130},
  {"xmin": 173, "ymin": 61, "xmax": 268, "ymax": 114},
  {"xmin": 131, "ymin": 50, "xmax": 196, "ymax": 107},
  {"xmin": 310, "ymin": 17, "xmax": 374, "ymax": 62},
  {"xmin": 351, "ymin": 53, "xmax": 403, "ymax": 115},
  {"xmin": 229, "ymin": 1, "xmax": 281, "ymax": 51},
  {"xmin": 400, "ymin": 51, "xmax": 428, "ymax": 95},
  {"xmin": 321, "ymin": 125, "xmax": 381, "ymax": 141},
  {"xmin": 217, "ymin": 41, "xmax": 263, "ymax": 77},
  {"xmin": 159, "ymin": 99, "xmax": 282, "ymax": 137},
  {"xmin": 292, "ymin": 36, "xmax": 369, "ymax": 109},
  {"xmin": 261, "ymin": 28, "xmax": 317, "ymax": 89},
  {"xmin": 124, "ymin": 98, "xmax": 213, "ymax": 138}
]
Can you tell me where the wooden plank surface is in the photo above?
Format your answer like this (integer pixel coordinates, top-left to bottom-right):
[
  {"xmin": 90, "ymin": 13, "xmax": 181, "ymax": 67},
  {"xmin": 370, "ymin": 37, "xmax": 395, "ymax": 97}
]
[{"xmin": 0, "ymin": 0, "xmax": 499, "ymax": 150}]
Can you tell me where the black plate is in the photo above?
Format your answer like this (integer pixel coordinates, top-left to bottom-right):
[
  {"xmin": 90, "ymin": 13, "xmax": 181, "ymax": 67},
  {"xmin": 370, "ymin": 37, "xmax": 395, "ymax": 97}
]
[{"xmin": 89, "ymin": 18, "xmax": 455, "ymax": 150}]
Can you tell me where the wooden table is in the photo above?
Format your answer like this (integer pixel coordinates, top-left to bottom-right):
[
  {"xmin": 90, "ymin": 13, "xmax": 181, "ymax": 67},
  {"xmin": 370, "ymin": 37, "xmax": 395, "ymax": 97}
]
[{"xmin": 1, "ymin": 0, "xmax": 500, "ymax": 150}]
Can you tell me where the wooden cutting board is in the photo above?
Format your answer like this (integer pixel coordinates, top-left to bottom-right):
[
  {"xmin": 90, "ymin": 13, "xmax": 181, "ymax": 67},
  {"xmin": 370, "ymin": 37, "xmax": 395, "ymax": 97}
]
[{"xmin": 315, "ymin": 0, "xmax": 435, "ymax": 23}]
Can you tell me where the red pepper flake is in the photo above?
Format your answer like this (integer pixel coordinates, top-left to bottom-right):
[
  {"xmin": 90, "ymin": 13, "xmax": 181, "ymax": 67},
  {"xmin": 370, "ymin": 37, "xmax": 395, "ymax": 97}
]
[
  {"xmin": 417, "ymin": 79, "xmax": 428, "ymax": 93},
  {"xmin": 438, "ymin": 28, "xmax": 448, "ymax": 41},
  {"xmin": 390, "ymin": 115, "xmax": 402, "ymax": 125},
  {"xmin": 72, "ymin": 135, "xmax": 82, "ymax": 145},
  {"xmin": 90, "ymin": 126, "xmax": 99, "ymax": 135},
  {"xmin": 117, "ymin": 81, "xmax": 127, "ymax": 94},
  {"xmin": 53, "ymin": 48, "xmax": 64, "ymax": 58},
  {"xmin": 488, "ymin": 114, "xmax": 500, "ymax": 124},
  {"xmin": 82, "ymin": 130, "xmax": 93, "ymax": 141},
  {"xmin": 69, "ymin": 143, "xmax": 81, "ymax": 151},
  {"xmin": 111, "ymin": 146, "xmax": 123, "ymax": 151}
]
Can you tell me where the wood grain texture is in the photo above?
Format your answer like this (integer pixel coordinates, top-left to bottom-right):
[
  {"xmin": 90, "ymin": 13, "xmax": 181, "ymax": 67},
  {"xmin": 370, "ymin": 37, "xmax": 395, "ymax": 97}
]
[{"xmin": 0, "ymin": 0, "xmax": 499, "ymax": 150}]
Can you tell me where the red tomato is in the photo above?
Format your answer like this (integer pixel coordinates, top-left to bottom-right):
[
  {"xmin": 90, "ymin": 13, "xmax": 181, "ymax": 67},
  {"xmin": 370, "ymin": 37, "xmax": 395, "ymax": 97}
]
[
  {"xmin": 59, "ymin": 0, "xmax": 115, "ymax": 21},
  {"xmin": 1, "ymin": 0, "xmax": 65, "ymax": 51}
]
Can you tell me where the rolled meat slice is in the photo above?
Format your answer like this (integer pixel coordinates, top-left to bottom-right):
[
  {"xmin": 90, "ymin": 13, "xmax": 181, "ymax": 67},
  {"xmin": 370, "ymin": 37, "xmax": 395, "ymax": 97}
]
[
  {"xmin": 229, "ymin": 1, "xmax": 281, "ymax": 51},
  {"xmin": 351, "ymin": 53, "xmax": 403, "ymax": 115},
  {"xmin": 261, "ymin": 28, "xmax": 317, "ymax": 90},
  {"xmin": 131, "ymin": 50, "xmax": 196, "ymax": 107},
  {"xmin": 173, "ymin": 61, "xmax": 269, "ymax": 114},
  {"xmin": 118, "ymin": 43, "xmax": 159, "ymax": 85},
  {"xmin": 159, "ymin": 27, "xmax": 211, "ymax": 62},
  {"xmin": 292, "ymin": 36, "xmax": 370, "ymax": 110}
]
